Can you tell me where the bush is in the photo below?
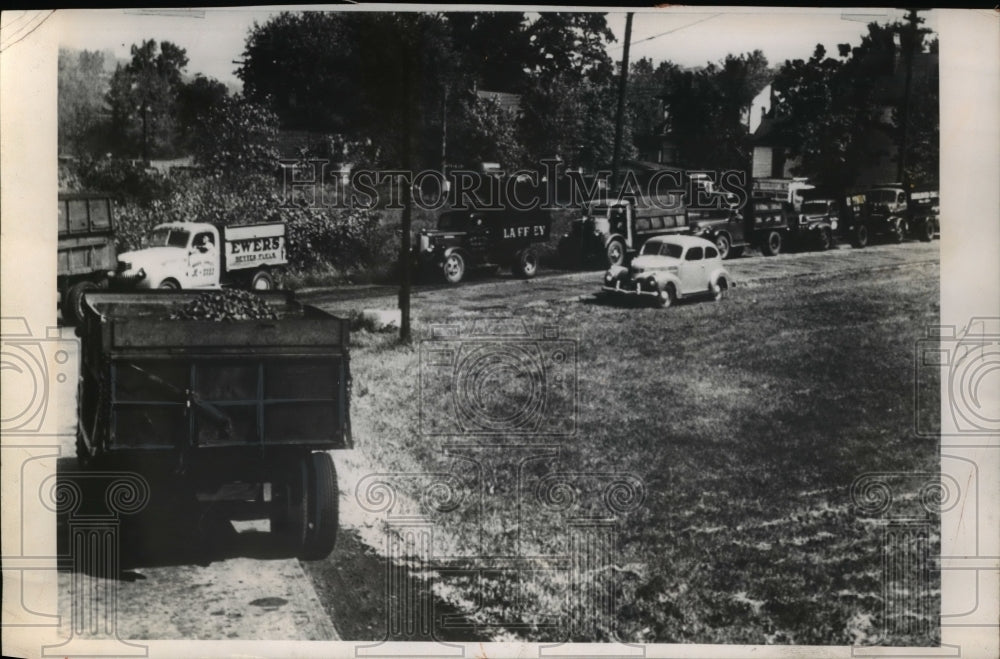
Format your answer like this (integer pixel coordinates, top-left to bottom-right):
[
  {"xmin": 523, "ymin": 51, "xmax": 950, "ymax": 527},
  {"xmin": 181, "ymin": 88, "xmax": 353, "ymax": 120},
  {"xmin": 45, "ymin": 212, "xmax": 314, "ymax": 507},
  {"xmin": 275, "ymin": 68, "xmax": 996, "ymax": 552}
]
[
  {"xmin": 69, "ymin": 156, "xmax": 175, "ymax": 205},
  {"xmin": 112, "ymin": 174, "xmax": 382, "ymax": 274}
]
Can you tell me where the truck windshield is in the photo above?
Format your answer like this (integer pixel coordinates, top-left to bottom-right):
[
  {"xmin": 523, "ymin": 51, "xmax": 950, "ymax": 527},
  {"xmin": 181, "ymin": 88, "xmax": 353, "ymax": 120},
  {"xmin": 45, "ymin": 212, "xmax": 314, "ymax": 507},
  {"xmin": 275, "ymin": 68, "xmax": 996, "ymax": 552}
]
[
  {"xmin": 147, "ymin": 228, "xmax": 190, "ymax": 248},
  {"xmin": 801, "ymin": 201, "xmax": 830, "ymax": 214},
  {"xmin": 867, "ymin": 190, "xmax": 898, "ymax": 203}
]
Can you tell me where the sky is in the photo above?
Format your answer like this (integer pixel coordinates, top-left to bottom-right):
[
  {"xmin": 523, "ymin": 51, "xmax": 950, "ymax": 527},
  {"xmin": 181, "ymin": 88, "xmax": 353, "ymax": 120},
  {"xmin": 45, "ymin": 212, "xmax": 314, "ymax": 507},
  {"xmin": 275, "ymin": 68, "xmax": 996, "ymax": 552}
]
[{"xmin": 51, "ymin": 6, "xmax": 929, "ymax": 90}]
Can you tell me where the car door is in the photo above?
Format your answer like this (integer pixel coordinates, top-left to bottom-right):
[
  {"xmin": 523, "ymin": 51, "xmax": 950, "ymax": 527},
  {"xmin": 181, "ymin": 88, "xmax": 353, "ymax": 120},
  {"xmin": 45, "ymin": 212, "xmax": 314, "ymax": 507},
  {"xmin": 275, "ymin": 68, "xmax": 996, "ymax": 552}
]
[
  {"xmin": 679, "ymin": 245, "xmax": 705, "ymax": 294},
  {"xmin": 187, "ymin": 230, "xmax": 218, "ymax": 288}
]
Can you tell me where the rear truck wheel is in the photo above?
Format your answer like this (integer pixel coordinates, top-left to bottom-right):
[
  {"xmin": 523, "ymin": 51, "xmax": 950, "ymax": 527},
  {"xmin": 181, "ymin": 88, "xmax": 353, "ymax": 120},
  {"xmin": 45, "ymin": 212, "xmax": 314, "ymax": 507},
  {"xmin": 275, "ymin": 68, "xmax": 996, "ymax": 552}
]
[
  {"xmin": 64, "ymin": 280, "xmax": 98, "ymax": 325},
  {"xmin": 301, "ymin": 452, "xmax": 338, "ymax": 560},
  {"xmin": 711, "ymin": 277, "xmax": 728, "ymax": 302},
  {"xmin": 850, "ymin": 224, "xmax": 869, "ymax": 248},
  {"xmin": 270, "ymin": 457, "xmax": 309, "ymax": 555},
  {"xmin": 714, "ymin": 234, "xmax": 731, "ymax": 260},
  {"xmin": 656, "ymin": 283, "xmax": 676, "ymax": 309},
  {"xmin": 921, "ymin": 219, "xmax": 936, "ymax": 242},
  {"xmin": 513, "ymin": 248, "xmax": 539, "ymax": 279},
  {"xmin": 606, "ymin": 239, "xmax": 626, "ymax": 268},
  {"xmin": 761, "ymin": 230, "xmax": 782, "ymax": 256},
  {"xmin": 442, "ymin": 253, "xmax": 465, "ymax": 284},
  {"xmin": 817, "ymin": 227, "xmax": 833, "ymax": 251},
  {"xmin": 251, "ymin": 269, "xmax": 275, "ymax": 290},
  {"xmin": 158, "ymin": 279, "xmax": 180, "ymax": 290}
]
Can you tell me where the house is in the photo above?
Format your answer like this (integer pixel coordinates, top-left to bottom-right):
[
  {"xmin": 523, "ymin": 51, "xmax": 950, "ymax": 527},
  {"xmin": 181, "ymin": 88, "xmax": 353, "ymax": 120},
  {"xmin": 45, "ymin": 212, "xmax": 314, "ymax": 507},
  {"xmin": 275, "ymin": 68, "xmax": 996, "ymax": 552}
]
[{"xmin": 751, "ymin": 48, "xmax": 938, "ymax": 186}]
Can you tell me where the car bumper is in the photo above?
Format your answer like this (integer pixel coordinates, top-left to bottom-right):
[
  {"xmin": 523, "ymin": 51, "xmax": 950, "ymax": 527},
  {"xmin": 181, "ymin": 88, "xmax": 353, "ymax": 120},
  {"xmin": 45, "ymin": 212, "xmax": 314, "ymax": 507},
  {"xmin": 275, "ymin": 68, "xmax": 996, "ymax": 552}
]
[{"xmin": 601, "ymin": 279, "xmax": 661, "ymax": 298}]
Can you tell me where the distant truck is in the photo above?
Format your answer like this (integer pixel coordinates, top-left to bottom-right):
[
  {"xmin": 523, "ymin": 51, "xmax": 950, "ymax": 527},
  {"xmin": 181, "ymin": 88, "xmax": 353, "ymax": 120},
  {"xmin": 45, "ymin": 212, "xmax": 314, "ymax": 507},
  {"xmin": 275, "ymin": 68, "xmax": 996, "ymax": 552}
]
[
  {"xmin": 559, "ymin": 194, "xmax": 736, "ymax": 266},
  {"xmin": 414, "ymin": 208, "xmax": 551, "ymax": 284},
  {"xmin": 111, "ymin": 221, "xmax": 287, "ymax": 291},
  {"xmin": 58, "ymin": 192, "xmax": 118, "ymax": 324},
  {"xmin": 687, "ymin": 197, "xmax": 798, "ymax": 259},
  {"xmin": 752, "ymin": 177, "xmax": 815, "ymax": 211},
  {"xmin": 843, "ymin": 186, "xmax": 940, "ymax": 247}
]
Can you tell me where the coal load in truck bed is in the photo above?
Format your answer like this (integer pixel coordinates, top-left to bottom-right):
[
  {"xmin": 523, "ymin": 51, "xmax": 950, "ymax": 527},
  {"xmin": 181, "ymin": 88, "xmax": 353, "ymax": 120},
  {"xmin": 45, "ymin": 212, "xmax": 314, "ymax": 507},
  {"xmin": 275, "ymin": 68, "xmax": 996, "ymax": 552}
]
[{"xmin": 167, "ymin": 289, "xmax": 278, "ymax": 321}]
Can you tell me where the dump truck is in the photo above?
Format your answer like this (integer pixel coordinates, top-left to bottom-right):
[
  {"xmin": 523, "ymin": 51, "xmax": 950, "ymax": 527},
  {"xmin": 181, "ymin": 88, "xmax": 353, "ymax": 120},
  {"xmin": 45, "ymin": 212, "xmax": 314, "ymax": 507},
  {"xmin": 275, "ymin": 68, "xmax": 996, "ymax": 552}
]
[
  {"xmin": 58, "ymin": 192, "xmax": 118, "ymax": 325},
  {"xmin": 111, "ymin": 221, "xmax": 287, "ymax": 291},
  {"xmin": 75, "ymin": 290, "xmax": 351, "ymax": 559}
]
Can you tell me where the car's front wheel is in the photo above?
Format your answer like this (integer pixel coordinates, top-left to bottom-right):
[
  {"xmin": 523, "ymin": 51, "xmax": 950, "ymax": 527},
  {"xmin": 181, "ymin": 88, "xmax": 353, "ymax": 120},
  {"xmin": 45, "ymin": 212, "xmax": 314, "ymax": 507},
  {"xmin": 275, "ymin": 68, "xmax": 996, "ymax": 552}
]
[
  {"xmin": 711, "ymin": 278, "xmax": 728, "ymax": 301},
  {"xmin": 442, "ymin": 253, "xmax": 465, "ymax": 284},
  {"xmin": 656, "ymin": 283, "xmax": 676, "ymax": 308}
]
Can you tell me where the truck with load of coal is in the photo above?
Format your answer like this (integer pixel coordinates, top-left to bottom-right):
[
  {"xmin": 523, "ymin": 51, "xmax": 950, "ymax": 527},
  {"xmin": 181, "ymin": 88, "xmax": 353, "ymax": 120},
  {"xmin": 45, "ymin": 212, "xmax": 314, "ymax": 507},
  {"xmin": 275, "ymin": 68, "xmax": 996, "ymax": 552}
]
[{"xmin": 75, "ymin": 289, "xmax": 350, "ymax": 559}]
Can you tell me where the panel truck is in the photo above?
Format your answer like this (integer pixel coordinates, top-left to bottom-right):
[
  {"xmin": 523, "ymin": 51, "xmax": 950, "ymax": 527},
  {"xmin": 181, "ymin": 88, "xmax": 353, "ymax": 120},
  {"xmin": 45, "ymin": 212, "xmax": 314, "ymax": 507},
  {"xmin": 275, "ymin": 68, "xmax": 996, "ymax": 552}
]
[
  {"xmin": 75, "ymin": 289, "xmax": 351, "ymax": 559},
  {"xmin": 111, "ymin": 222, "xmax": 287, "ymax": 291},
  {"xmin": 843, "ymin": 185, "xmax": 940, "ymax": 247},
  {"xmin": 558, "ymin": 193, "xmax": 734, "ymax": 267},
  {"xmin": 58, "ymin": 192, "xmax": 118, "ymax": 325}
]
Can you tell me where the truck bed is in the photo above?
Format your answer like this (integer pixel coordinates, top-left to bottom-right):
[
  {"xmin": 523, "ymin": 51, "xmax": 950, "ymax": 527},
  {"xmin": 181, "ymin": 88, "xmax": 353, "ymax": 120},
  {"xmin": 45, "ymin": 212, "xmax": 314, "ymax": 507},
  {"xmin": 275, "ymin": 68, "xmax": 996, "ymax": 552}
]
[{"xmin": 77, "ymin": 291, "xmax": 351, "ymax": 456}]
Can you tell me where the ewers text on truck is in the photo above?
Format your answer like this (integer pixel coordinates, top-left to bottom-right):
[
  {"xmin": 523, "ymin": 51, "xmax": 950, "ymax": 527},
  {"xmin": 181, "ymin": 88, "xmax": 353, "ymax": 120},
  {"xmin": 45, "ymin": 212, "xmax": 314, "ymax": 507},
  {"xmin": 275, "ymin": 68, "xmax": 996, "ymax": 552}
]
[{"xmin": 112, "ymin": 222, "xmax": 288, "ymax": 291}]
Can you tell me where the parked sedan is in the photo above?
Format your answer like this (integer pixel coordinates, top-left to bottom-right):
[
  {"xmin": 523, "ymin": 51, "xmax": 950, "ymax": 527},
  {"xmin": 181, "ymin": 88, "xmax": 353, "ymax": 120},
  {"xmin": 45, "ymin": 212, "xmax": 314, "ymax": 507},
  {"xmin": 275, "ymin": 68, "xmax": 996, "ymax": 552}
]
[{"xmin": 601, "ymin": 234, "xmax": 732, "ymax": 308}]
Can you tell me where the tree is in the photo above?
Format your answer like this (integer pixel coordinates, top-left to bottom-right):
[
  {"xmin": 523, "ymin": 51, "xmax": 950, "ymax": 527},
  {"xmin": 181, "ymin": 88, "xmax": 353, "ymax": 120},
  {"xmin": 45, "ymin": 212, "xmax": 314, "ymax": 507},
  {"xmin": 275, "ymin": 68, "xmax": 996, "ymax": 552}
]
[
  {"xmin": 58, "ymin": 49, "xmax": 109, "ymax": 156},
  {"xmin": 770, "ymin": 18, "xmax": 937, "ymax": 192},
  {"xmin": 106, "ymin": 39, "xmax": 190, "ymax": 159},
  {"xmin": 449, "ymin": 96, "xmax": 526, "ymax": 168},
  {"xmin": 191, "ymin": 95, "xmax": 280, "ymax": 176},
  {"xmin": 177, "ymin": 75, "xmax": 230, "ymax": 149}
]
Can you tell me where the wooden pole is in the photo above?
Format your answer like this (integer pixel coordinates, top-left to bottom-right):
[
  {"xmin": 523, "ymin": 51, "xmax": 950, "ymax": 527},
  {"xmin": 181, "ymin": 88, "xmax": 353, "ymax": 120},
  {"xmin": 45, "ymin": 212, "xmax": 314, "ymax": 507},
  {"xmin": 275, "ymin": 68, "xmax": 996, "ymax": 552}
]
[{"xmin": 611, "ymin": 12, "xmax": 634, "ymax": 195}]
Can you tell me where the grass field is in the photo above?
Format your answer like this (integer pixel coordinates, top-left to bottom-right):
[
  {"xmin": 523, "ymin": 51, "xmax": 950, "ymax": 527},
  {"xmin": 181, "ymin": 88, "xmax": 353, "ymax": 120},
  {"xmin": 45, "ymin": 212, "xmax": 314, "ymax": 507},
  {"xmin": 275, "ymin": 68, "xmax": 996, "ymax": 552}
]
[{"xmin": 333, "ymin": 257, "xmax": 940, "ymax": 645}]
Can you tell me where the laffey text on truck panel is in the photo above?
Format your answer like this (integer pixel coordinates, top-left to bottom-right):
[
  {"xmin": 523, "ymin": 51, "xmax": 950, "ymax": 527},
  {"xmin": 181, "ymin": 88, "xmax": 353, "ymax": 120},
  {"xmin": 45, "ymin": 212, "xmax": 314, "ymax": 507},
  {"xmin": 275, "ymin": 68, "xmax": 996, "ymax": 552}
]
[
  {"xmin": 75, "ymin": 290, "xmax": 351, "ymax": 560},
  {"xmin": 112, "ymin": 222, "xmax": 287, "ymax": 290},
  {"xmin": 58, "ymin": 192, "xmax": 118, "ymax": 324}
]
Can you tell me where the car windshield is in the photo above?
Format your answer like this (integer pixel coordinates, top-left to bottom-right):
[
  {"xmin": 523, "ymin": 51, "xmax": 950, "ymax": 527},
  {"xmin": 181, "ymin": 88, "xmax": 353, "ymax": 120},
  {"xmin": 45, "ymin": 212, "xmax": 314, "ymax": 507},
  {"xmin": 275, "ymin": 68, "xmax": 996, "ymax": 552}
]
[
  {"xmin": 146, "ymin": 228, "xmax": 190, "ymax": 248},
  {"xmin": 867, "ymin": 189, "xmax": 898, "ymax": 203},
  {"xmin": 801, "ymin": 201, "xmax": 830, "ymax": 214}
]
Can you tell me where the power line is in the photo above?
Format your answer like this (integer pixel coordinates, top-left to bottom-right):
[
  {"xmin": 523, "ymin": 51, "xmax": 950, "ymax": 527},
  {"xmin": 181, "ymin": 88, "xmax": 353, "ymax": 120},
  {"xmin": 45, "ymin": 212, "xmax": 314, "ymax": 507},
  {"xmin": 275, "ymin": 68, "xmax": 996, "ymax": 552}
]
[
  {"xmin": 610, "ymin": 13, "xmax": 722, "ymax": 51},
  {"xmin": 0, "ymin": 10, "xmax": 55, "ymax": 53}
]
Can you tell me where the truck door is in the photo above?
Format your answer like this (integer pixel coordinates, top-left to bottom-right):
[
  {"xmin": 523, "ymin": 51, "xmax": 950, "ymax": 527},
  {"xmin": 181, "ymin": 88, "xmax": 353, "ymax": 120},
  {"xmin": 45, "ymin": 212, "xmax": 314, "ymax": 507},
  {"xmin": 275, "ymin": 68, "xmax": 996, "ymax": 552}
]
[
  {"xmin": 188, "ymin": 230, "xmax": 219, "ymax": 288},
  {"xmin": 680, "ymin": 246, "xmax": 705, "ymax": 294}
]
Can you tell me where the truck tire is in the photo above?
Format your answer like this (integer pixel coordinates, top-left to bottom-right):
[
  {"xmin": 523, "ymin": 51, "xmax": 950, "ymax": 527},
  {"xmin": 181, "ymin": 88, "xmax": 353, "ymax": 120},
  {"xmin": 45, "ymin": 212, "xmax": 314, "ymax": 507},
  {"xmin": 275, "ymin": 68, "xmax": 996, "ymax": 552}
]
[
  {"xmin": 761, "ymin": 231, "xmax": 782, "ymax": 256},
  {"xmin": 892, "ymin": 219, "xmax": 907, "ymax": 244},
  {"xmin": 921, "ymin": 219, "xmax": 936, "ymax": 242},
  {"xmin": 606, "ymin": 239, "xmax": 626, "ymax": 268},
  {"xmin": 513, "ymin": 248, "xmax": 539, "ymax": 279},
  {"xmin": 158, "ymin": 279, "xmax": 180, "ymax": 290},
  {"xmin": 817, "ymin": 227, "xmax": 833, "ymax": 251},
  {"xmin": 271, "ymin": 457, "xmax": 309, "ymax": 555},
  {"xmin": 714, "ymin": 234, "xmax": 731, "ymax": 260},
  {"xmin": 251, "ymin": 269, "xmax": 275, "ymax": 290},
  {"xmin": 442, "ymin": 253, "xmax": 466, "ymax": 284},
  {"xmin": 850, "ymin": 224, "xmax": 869, "ymax": 248},
  {"xmin": 301, "ymin": 452, "xmax": 338, "ymax": 560},
  {"xmin": 64, "ymin": 280, "xmax": 98, "ymax": 325}
]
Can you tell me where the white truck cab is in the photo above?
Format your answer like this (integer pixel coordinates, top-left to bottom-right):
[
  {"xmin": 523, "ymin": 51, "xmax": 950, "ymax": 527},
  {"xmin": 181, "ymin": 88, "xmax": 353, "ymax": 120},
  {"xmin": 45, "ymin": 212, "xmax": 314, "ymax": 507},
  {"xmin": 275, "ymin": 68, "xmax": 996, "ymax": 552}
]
[{"xmin": 113, "ymin": 221, "xmax": 287, "ymax": 290}]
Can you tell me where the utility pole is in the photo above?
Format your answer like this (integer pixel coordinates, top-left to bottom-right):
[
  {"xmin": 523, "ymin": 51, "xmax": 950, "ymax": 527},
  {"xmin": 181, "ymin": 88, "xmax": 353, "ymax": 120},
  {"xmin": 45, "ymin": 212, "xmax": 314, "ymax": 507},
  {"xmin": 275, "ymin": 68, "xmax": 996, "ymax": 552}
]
[
  {"xmin": 399, "ymin": 49, "xmax": 414, "ymax": 344},
  {"xmin": 611, "ymin": 12, "xmax": 634, "ymax": 196},
  {"xmin": 897, "ymin": 9, "xmax": 927, "ymax": 189}
]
